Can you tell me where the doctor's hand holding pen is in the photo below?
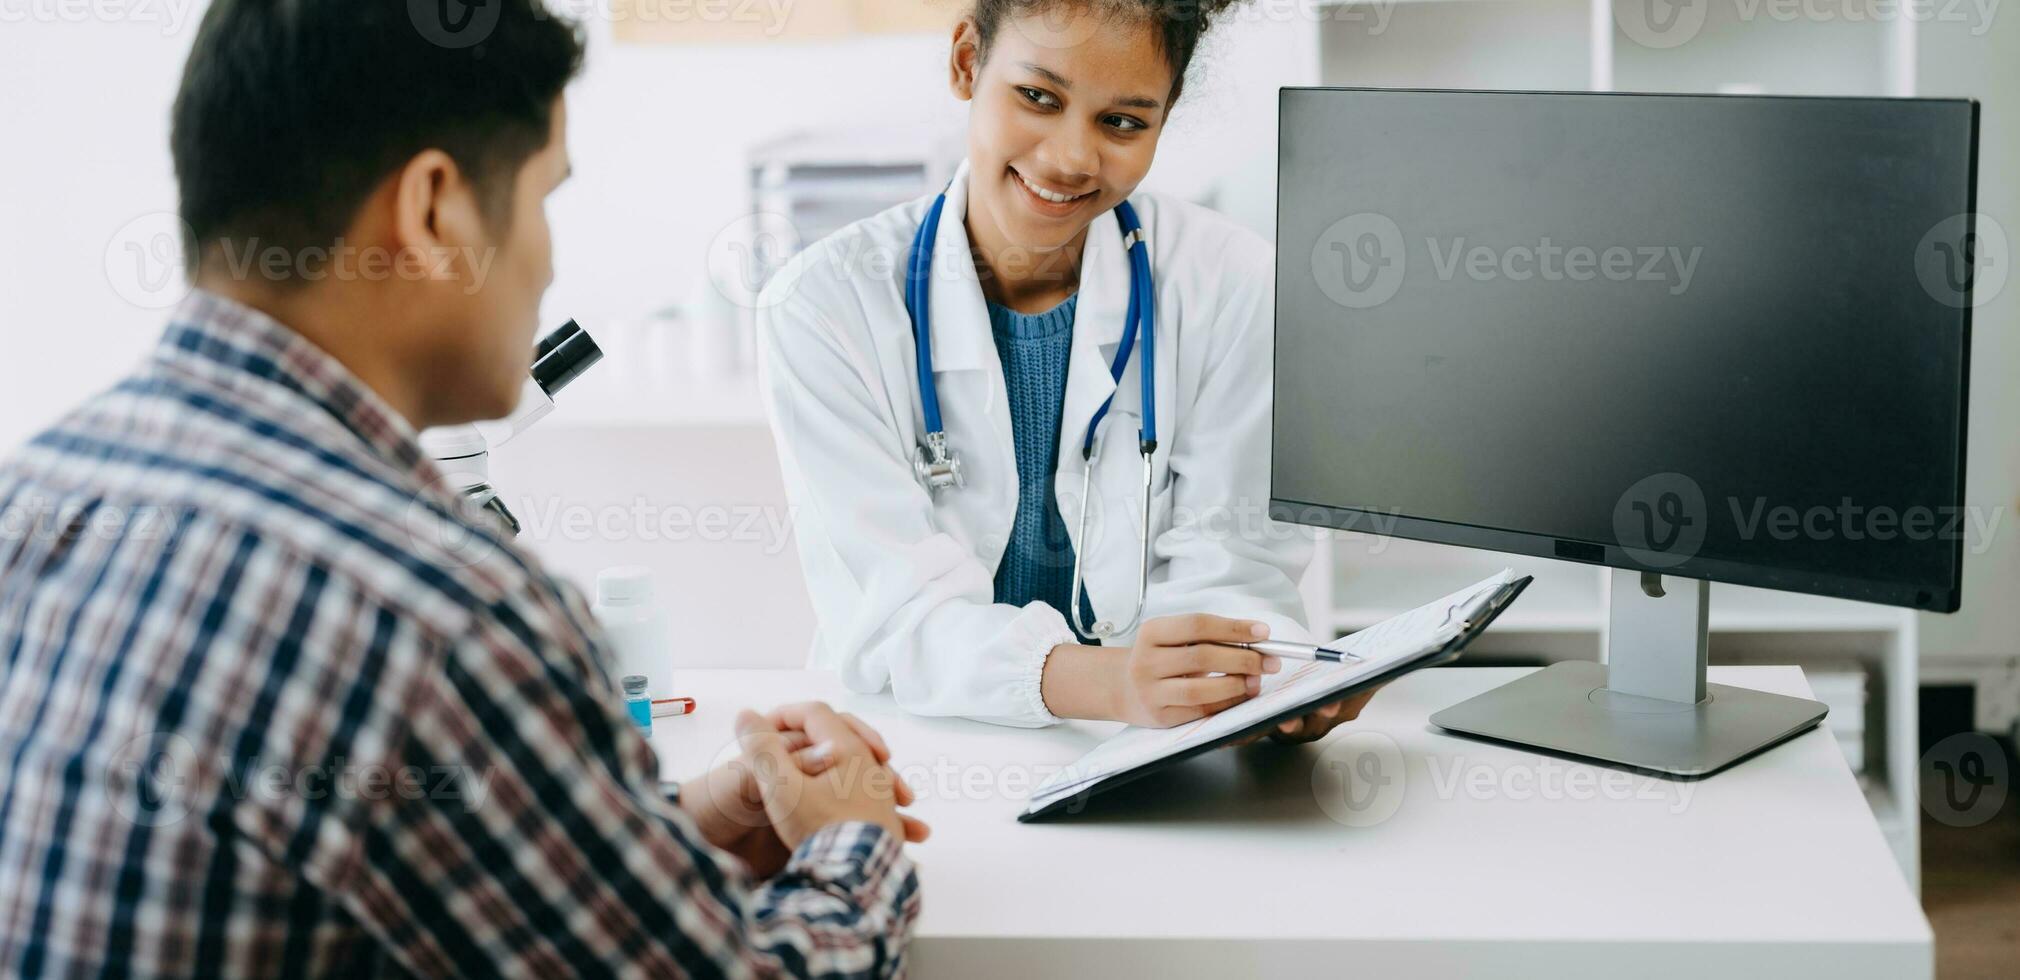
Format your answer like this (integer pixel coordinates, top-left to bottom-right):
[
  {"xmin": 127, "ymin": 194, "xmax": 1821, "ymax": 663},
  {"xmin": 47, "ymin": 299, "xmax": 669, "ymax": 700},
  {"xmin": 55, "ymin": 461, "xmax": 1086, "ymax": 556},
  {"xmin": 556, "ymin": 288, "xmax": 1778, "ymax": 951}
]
[
  {"xmin": 679, "ymin": 702, "xmax": 930, "ymax": 878},
  {"xmin": 1039, "ymin": 614, "xmax": 1287, "ymax": 729}
]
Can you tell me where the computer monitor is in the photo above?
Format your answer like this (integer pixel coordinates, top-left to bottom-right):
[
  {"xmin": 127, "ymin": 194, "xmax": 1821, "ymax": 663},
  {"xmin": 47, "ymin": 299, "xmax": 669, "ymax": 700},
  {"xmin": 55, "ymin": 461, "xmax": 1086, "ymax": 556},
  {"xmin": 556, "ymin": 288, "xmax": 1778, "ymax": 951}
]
[{"xmin": 1272, "ymin": 88, "xmax": 1978, "ymax": 777}]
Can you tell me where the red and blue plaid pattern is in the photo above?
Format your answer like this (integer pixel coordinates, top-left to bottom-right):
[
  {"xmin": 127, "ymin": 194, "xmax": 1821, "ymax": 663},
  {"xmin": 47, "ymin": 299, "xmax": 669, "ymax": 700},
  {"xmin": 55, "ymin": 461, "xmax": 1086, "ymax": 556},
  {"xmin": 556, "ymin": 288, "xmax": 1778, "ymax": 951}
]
[{"xmin": 0, "ymin": 291, "xmax": 918, "ymax": 977}]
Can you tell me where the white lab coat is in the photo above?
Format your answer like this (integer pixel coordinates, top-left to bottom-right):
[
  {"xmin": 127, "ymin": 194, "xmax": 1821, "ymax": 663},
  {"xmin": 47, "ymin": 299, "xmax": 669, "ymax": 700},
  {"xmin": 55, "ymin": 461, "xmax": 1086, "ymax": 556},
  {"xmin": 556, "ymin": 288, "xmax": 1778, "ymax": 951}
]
[{"xmin": 757, "ymin": 162, "xmax": 1314, "ymax": 727}]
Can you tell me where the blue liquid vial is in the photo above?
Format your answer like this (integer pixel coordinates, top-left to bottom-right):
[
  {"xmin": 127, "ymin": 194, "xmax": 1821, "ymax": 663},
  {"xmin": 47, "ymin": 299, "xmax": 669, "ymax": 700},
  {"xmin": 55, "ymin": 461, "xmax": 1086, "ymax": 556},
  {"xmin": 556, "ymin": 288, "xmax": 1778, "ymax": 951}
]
[{"xmin": 623, "ymin": 674, "xmax": 653, "ymax": 738}]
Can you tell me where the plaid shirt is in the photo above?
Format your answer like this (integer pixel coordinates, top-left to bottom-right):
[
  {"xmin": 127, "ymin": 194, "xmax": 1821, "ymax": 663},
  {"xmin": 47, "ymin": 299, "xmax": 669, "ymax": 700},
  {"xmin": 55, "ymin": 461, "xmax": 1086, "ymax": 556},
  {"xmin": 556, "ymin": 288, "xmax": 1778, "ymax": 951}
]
[{"xmin": 0, "ymin": 291, "xmax": 919, "ymax": 978}]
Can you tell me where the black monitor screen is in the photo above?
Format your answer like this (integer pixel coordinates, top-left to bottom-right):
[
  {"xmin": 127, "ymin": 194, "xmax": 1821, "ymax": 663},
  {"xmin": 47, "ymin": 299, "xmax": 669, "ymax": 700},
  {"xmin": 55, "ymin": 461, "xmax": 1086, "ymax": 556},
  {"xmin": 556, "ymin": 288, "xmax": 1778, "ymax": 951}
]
[{"xmin": 1272, "ymin": 89, "xmax": 1976, "ymax": 611}]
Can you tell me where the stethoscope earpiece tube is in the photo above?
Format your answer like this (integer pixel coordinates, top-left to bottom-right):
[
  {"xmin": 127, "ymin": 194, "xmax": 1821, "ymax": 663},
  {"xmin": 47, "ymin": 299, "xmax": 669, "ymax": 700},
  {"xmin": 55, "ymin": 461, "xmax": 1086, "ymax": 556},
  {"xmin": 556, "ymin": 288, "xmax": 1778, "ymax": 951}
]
[
  {"xmin": 1126, "ymin": 201, "xmax": 1158, "ymax": 456},
  {"xmin": 909, "ymin": 193, "xmax": 965, "ymax": 493},
  {"xmin": 909, "ymin": 193, "xmax": 949, "ymax": 438}
]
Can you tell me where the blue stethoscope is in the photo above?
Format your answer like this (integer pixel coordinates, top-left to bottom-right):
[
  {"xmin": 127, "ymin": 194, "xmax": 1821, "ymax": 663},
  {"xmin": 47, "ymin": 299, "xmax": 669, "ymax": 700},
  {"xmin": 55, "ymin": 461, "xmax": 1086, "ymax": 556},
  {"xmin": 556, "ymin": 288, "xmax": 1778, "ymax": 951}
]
[{"xmin": 906, "ymin": 190, "xmax": 1158, "ymax": 640}]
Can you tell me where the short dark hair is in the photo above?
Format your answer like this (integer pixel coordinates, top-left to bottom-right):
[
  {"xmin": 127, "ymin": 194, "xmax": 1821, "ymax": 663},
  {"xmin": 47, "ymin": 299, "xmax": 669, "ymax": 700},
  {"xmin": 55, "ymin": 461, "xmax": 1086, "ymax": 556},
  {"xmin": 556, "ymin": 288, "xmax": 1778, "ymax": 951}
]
[
  {"xmin": 172, "ymin": 0, "xmax": 585, "ymax": 273},
  {"xmin": 970, "ymin": 0, "xmax": 1247, "ymax": 103}
]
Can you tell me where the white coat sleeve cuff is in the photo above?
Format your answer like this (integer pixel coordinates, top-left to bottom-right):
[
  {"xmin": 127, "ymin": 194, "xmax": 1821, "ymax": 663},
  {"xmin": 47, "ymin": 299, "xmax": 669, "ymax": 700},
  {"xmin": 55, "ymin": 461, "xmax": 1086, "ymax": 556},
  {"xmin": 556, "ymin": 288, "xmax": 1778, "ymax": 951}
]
[{"xmin": 1019, "ymin": 615, "xmax": 1080, "ymax": 727}]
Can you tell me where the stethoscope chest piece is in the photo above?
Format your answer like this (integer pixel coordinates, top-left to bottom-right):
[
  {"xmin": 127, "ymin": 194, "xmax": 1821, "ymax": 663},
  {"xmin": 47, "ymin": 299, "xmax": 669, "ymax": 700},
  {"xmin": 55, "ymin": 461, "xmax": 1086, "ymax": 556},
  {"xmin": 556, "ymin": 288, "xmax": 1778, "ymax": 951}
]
[{"xmin": 914, "ymin": 430, "xmax": 965, "ymax": 494}]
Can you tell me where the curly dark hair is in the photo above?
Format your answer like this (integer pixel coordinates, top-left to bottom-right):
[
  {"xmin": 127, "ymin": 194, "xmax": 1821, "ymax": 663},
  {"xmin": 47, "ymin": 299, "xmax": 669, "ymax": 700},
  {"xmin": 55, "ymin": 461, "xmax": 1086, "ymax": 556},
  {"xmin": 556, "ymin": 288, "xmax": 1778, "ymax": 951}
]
[{"xmin": 970, "ymin": 0, "xmax": 1248, "ymax": 103}]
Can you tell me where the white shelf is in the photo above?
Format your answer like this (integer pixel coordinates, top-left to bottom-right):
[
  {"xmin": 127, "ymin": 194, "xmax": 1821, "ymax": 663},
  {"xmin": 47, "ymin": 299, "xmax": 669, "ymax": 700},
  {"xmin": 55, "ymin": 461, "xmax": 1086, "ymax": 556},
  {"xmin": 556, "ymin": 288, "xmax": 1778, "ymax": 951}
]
[
  {"xmin": 1706, "ymin": 586, "xmax": 1910, "ymax": 634},
  {"xmin": 1335, "ymin": 608, "xmax": 1598, "ymax": 633},
  {"xmin": 1328, "ymin": 537, "xmax": 1594, "ymax": 633},
  {"xmin": 1331, "ymin": 569, "xmax": 1907, "ymax": 636},
  {"xmin": 548, "ymin": 371, "xmax": 768, "ymax": 429}
]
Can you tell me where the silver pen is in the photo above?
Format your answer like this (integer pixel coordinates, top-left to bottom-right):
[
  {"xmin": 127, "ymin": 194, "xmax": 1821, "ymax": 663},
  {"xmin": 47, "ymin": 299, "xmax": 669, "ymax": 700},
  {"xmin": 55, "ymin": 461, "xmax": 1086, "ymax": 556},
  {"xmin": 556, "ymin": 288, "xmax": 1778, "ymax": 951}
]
[{"xmin": 1239, "ymin": 640, "xmax": 1362, "ymax": 664}]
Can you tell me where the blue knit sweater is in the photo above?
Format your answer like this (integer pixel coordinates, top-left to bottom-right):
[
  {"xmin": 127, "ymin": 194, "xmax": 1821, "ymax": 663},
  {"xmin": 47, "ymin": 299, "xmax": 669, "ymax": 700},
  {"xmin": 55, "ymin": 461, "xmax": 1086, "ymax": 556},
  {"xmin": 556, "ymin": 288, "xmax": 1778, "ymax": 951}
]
[{"xmin": 988, "ymin": 295, "xmax": 1096, "ymax": 638}]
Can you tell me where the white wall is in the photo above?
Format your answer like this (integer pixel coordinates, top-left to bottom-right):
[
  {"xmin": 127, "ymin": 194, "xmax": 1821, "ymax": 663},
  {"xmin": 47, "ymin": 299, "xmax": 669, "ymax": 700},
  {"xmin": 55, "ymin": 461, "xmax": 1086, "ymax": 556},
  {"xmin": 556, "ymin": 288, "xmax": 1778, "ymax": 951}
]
[
  {"xmin": 0, "ymin": 4, "xmax": 1305, "ymax": 437},
  {"xmin": 0, "ymin": 9, "xmax": 962, "ymax": 451},
  {"xmin": 0, "ymin": 11, "xmax": 202, "ymax": 453}
]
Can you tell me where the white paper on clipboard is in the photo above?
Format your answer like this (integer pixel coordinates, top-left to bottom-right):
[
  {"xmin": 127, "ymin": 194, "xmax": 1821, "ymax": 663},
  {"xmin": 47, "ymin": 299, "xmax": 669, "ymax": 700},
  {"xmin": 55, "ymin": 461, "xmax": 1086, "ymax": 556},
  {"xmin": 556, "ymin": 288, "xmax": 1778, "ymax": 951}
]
[{"xmin": 1024, "ymin": 569, "xmax": 1516, "ymax": 814}]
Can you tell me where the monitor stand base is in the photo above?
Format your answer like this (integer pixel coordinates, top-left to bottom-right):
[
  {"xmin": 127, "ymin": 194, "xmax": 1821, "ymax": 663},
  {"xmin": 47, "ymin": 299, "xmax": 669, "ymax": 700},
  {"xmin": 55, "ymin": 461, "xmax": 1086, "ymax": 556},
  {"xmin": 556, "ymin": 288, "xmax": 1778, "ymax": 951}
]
[
  {"xmin": 1430, "ymin": 571, "xmax": 1827, "ymax": 779},
  {"xmin": 1430, "ymin": 660, "xmax": 1828, "ymax": 779}
]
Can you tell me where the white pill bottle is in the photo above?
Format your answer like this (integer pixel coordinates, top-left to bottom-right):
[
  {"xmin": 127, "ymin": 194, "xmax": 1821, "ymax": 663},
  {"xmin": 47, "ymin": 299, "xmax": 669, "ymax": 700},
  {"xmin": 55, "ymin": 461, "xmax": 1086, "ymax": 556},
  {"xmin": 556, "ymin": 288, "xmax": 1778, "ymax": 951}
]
[{"xmin": 592, "ymin": 566, "xmax": 672, "ymax": 701}]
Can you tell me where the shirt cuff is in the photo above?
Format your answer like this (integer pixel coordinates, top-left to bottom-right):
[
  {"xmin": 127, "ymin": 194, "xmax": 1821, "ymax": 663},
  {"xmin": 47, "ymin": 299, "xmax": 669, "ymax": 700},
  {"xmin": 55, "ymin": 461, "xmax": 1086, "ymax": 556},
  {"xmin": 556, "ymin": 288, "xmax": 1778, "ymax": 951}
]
[{"xmin": 787, "ymin": 821, "xmax": 916, "ymax": 903}]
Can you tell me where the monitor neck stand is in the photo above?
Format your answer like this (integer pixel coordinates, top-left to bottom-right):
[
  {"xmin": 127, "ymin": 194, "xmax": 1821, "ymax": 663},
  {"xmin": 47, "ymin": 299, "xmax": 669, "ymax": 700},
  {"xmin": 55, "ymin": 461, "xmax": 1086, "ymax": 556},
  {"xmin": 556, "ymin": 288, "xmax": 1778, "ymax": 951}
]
[{"xmin": 1430, "ymin": 569, "xmax": 1828, "ymax": 779}]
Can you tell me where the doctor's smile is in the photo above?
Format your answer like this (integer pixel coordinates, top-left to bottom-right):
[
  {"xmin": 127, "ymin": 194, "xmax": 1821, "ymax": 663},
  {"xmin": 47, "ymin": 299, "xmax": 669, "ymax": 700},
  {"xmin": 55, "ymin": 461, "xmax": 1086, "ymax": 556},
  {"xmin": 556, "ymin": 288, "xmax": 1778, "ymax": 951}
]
[{"xmin": 1010, "ymin": 166, "xmax": 1097, "ymax": 215}]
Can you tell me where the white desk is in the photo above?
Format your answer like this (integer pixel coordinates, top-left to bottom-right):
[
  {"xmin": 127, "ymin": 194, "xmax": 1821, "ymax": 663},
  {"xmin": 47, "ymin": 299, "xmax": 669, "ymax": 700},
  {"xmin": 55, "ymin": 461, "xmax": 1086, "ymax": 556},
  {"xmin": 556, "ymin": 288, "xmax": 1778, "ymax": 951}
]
[{"xmin": 654, "ymin": 666, "xmax": 1930, "ymax": 979}]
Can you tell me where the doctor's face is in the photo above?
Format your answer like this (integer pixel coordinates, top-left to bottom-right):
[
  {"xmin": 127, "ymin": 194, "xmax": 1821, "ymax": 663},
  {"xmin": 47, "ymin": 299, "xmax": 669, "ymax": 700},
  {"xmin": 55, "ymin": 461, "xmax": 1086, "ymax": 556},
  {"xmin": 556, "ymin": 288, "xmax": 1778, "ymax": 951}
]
[{"xmin": 952, "ymin": 8, "xmax": 1173, "ymax": 255}]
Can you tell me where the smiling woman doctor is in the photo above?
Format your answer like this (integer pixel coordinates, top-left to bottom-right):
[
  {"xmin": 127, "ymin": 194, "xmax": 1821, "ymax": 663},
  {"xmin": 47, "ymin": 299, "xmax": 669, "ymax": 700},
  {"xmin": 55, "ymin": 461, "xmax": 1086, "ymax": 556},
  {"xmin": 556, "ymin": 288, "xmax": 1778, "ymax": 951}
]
[{"xmin": 758, "ymin": 0, "xmax": 1368, "ymax": 740}]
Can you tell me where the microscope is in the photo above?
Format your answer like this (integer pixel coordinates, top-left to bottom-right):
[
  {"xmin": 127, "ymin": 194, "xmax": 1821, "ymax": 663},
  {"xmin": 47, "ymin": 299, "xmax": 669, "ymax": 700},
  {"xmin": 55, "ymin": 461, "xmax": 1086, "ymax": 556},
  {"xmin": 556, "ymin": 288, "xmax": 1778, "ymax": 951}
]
[{"xmin": 420, "ymin": 320, "xmax": 603, "ymax": 535}]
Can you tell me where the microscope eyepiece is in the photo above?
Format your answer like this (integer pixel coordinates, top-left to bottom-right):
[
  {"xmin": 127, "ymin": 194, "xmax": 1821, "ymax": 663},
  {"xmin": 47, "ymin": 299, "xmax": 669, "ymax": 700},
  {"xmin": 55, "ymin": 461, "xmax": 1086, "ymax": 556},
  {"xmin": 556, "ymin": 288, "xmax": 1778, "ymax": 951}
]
[
  {"xmin": 532, "ymin": 320, "xmax": 602, "ymax": 397},
  {"xmin": 535, "ymin": 320, "xmax": 583, "ymax": 361}
]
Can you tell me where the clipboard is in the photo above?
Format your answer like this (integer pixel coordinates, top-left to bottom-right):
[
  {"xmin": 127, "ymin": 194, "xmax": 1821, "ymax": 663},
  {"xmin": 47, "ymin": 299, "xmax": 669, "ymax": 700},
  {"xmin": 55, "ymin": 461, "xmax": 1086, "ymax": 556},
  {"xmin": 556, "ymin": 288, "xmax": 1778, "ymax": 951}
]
[{"xmin": 1018, "ymin": 575, "xmax": 1534, "ymax": 823}]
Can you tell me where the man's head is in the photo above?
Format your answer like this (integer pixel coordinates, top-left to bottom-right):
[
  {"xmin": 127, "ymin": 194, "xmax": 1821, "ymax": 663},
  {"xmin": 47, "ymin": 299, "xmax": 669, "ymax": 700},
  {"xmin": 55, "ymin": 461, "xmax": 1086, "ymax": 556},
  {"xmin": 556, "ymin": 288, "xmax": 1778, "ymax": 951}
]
[{"xmin": 172, "ymin": 0, "xmax": 584, "ymax": 428}]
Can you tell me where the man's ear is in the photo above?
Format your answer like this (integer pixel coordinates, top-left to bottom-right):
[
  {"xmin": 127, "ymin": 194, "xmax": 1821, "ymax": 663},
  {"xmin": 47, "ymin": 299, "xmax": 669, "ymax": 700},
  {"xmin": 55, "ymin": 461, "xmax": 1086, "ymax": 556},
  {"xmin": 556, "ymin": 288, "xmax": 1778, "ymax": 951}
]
[
  {"xmin": 391, "ymin": 149, "xmax": 482, "ymax": 272},
  {"xmin": 949, "ymin": 18, "xmax": 982, "ymax": 102}
]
